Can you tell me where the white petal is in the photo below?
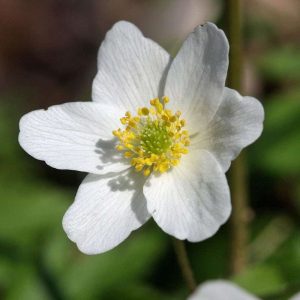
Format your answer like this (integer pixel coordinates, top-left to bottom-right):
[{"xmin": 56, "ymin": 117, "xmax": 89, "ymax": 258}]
[
  {"xmin": 19, "ymin": 102, "xmax": 129, "ymax": 174},
  {"xmin": 164, "ymin": 22, "xmax": 229, "ymax": 133},
  {"xmin": 92, "ymin": 21, "xmax": 170, "ymax": 112},
  {"xmin": 188, "ymin": 280, "xmax": 260, "ymax": 300},
  {"xmin": 191, "ymin": 88, "xmax": 264, "ymax": 172},
  {"xmin": 290, "ymin": 293, "xmax": 300, "ymax": 300},
  {"xmin": 63, "ymin": 171, "xmax": 150, "ymax": 254},
  {"xmin": 143, "ymin": 150, "xmax": 231, "ymax": 242}
]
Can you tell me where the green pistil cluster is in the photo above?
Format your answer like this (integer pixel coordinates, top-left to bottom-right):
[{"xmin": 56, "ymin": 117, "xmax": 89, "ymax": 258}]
[
  {"xmin": 113, "ymin": 96, "xmax": 190, "ymax": 175},
  {"xmin": 140, "ymin": 122, "xmax": 172, "ymax": 155}
]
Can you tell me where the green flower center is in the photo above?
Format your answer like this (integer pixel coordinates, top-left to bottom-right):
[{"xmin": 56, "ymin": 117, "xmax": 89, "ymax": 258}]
[
  {"xmin": 112, "ymin": 96, "xmax": 190, "ymax": 175},
  {"xmin": 140, "ymin": 122, "xmax": 172, "ymax": 155}
]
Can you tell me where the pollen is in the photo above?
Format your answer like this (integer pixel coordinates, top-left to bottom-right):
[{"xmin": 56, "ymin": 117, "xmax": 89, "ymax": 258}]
[{"xmin": 112, "ymin": 97, "xmax": 190, "ymax": 176}]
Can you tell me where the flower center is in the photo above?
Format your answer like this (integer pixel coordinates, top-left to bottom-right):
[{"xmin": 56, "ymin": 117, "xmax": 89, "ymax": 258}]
[
  {"xmin": 140, "ymin": 122, "xmax": 172, "ymax": 155},
  {"xmin": 113, "ymin": 96, "xmax": 190, "ymax": 176}
]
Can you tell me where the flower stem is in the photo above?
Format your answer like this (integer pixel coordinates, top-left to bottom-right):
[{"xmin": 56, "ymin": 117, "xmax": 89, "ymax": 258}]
[
  {"xmin": 225, "ymin": 0, "xmax": 249, "ymax": 274},
  {"xmin": 229, "ymin": 153, "xmax": 249, "ymax": 274},
  {"xmin": 172, "ymin": 238, "xmax": 197, "ymax": 292}
]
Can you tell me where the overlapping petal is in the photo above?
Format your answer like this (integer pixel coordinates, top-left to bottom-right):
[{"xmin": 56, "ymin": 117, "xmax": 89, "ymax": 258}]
[
  {"xmin": 92, "ymin": 21, "xmax": 170, "ymax": 112},
  {"xmin": 143, "ymin": 150, "xmax": 231, "ymax": 242},
  {"xmin": 164, "ymin": 22, "xmax": 229, "ymax": 133},
  {"xmin": 188, "ymin": 280, "xmax": 260, "ymax": 300},
  {"xmin": 19, "ymin": 102, "xmax": 129, "ymax": 174},
  {"xmin": 18, "ymin": 20, "xmax": 265, "ymax": 255},
  {"xmin": 63, "ymin": 171, "xmax": 150, "ymax": 254},
  {"xmin": 191, "ymin": 88, "xmax": 264, "ymax": 172}
]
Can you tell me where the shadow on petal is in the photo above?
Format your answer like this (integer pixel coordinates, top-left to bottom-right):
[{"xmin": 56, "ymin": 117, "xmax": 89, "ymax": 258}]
[
  {"xmin": 107, "ymin": 169, "xmax": 149, "ymax": 224},
  {"xmin": 83, "ymin": 163, "xmax": 150, "ymax": 225},
  {"xmin": 94, "ymin": 138, "xmax": 129, "ymax": 171}
]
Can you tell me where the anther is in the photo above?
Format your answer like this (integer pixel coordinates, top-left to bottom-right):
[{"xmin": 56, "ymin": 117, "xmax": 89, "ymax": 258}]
[
  {"xmin": 141, "ymin": 107, "xmax": 150, "ymax": 115},
  {"xmin": 113, "ymin": 96, "xmax": 190, "ymax": 174},
  {"xmin": 162, "ymin": 96, "xmax": 170, "ymax": 104},
  {"xmin": 143, "ymin": 168, "xmax": 151, "ymax": 176}
]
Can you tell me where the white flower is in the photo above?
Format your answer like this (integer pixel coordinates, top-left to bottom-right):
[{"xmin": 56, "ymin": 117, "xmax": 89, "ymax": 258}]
[
  {"xmin": 18, "ymin": 21, "xmax": 264, "ymax": 254},
  {"xmin": 291, "ymin": 292, "xmax": 300, "ymax": 300},
  {"xmin": 188, "ymin": 280, "xmax": 300, "ymax": 300},
  {"xmin": 188, "ymin": 280, "xmax": 259, "ymax": 300}
]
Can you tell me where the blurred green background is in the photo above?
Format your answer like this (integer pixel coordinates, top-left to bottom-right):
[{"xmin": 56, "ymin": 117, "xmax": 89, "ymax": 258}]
[{"xmin": 0, "ymin": 0, "xmax": 299, "ymax": 299}]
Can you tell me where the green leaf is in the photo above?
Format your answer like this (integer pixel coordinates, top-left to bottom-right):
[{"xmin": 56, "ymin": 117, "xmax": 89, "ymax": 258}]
[
  {"xmin": 104, "ymin": 283, "xmax": 182, "ymax": 300},
  {"xmin": 268, "ymin": 231, "xmax": 300, "ymax": 284},
  {"xmin": 5, "ymin": 264, "xmax": 52, "ymax": 300},
  {"xmin": 59, "ymin": 225, "xmax": 168, "ymax": 300},
  {"xmin": 233, "ymin": 264, "xmax": 286, "ymax": 297},
  {"xmin": 0, "ymin": 179, "xmax": 71, "ymax": 250},
  {"xmin": 258, "ymin": 46, "xmax": 300, "ymax": 81},
  {"xmin": 250, "ymin": 88, "xmax": 300, "ymax": 175}
]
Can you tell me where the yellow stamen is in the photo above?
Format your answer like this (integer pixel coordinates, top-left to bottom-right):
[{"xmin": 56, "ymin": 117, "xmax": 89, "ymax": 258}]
[
  {"xmin": 143, "ymin": 168, "xmax": 151, "ymax": 177},
  {"xmin": 116, "ymin": 145, "xmax": 124, "ymax": 151},
  {"xmin": 162, "ymin": 96, "xmax": 170, "ymax": 104},
  {"xmin": 169, "ymin": 115, "xmax": 177, "ymax": 123},
  {"xmin": 141, "ymin": 107, "xmax": 150, "ymax": 115},
  {"xmin": 112, "ymin": 96, "xmax": 190, "ymax": 175},
  {"xmin": 124, "ymin": 151, "xmax": 133, "ymax": 158},
  {"xmin": 120, "ymin": 117, "xmax": 127, "ymax": 125}
]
